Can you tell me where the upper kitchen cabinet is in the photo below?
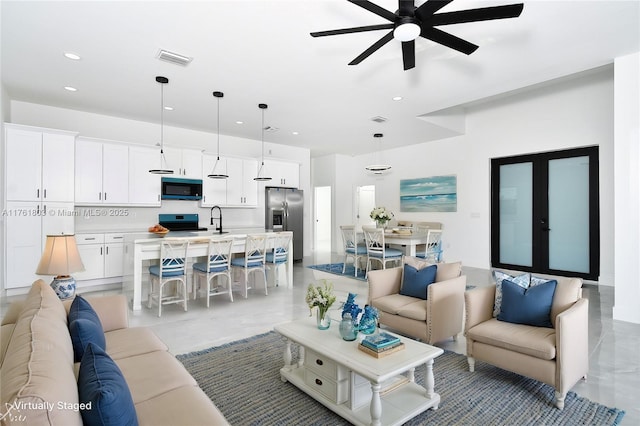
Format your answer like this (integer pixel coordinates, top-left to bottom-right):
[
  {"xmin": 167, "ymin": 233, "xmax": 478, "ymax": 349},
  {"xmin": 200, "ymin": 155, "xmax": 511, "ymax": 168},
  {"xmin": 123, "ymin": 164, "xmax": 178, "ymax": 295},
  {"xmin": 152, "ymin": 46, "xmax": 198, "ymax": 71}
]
[
  {"xmin": 5, "ymin": 124, "xmax": 77, "ymax": 202},
  {"xmin": 164, "ymin": 147, "xmax": 203, "ymax": 179},
  {"xmin": 75, "ymin": 138, "xmax": 129, "ymax": 205},
  {"xmin": 201, "ymin": 153, "xmax": 227, "ymax": 207},
  {"xmin": 129, "ymin": 145, "xmax": 161, "ymax": 206},
  {"xmin": 264, "ymin": 159, "xmax": 300, "ymax": 188},
  {"xmin": 226, "ymin": 157, "xmax": 258, "ymax": 207}
]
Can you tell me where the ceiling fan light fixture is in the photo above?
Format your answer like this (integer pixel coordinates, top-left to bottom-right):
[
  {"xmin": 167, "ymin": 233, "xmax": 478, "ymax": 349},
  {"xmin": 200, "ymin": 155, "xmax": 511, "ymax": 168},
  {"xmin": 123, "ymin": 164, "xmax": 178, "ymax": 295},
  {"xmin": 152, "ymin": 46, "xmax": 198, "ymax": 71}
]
[
  {"xmin": 208, "ymin": 91, "xmax": 229, "ymax": 179},
  {"xmin": 149, "ymin": 76, "xmax": 174, "ymax": 175},
  {"xmin": 254, "ymin": 103, "xmax": 272, "ymax": 182},
  {"xmin": 393, "ymin": 20, "xmax": 421, "ymax": 42}
]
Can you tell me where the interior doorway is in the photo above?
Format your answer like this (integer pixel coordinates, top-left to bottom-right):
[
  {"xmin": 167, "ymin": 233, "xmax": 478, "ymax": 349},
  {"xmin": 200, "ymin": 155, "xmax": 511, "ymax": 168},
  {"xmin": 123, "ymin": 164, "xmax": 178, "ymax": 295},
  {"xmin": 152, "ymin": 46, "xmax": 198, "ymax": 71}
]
[
  {"xmin": 356, "ymin": 185, "xmax": 376, "ymax": 231},
  {"xmin": 314, "ymin": 186, "xmax": 332, "ymax": 253}
]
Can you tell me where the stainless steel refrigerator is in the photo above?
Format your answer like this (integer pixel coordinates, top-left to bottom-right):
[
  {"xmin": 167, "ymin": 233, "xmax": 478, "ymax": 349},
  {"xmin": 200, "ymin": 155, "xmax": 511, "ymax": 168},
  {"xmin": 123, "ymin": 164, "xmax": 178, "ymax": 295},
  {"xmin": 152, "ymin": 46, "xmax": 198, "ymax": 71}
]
[{"xmin": 265, "ymin": 187, "xmax": 303, "ymax": 261}]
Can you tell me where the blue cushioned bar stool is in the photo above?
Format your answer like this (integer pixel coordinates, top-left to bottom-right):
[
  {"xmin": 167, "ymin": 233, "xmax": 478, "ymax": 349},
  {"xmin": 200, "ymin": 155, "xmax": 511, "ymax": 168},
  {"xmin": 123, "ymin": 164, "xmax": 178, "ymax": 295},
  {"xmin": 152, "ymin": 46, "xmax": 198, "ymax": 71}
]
[
  {"xmin": 231, "ymin": 234, "xmax": 268, "ymax": 298},
  {"xmin": 147, "ymin": 239, "xmax": 190, "ymax": 317},
  {"xmin": 265, "ymin": 231, "xmax": 292, "ymax": 287},
  {"xmin": 363, "ymin": 226, "xmax": 403, "ymax": 278},
  {"xmin": 192, "ymin": 236, "xmax": 234, "ymax": 308},
  {"xmin": 340, "ymin": 225, "xmax": 367, "ymax": 277}
]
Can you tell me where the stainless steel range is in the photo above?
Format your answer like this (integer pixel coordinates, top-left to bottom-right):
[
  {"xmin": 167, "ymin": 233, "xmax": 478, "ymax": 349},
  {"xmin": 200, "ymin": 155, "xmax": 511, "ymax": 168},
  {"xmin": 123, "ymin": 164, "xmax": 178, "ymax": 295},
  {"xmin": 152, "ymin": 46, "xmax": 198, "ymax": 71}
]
[{"xmin": 158, "ymin": 214, "xmax": 208, "ymax": 232}]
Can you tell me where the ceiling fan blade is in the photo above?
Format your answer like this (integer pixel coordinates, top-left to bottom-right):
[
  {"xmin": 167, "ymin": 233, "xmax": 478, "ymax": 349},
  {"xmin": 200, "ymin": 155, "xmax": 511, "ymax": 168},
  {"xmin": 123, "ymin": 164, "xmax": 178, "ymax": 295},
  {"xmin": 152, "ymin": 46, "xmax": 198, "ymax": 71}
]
[
  {"xmin": 349, "ymin": 31, "xmax": 394, "ymax": 65},
  {"xmin": 401, "ymin": 40, "xmax": 415, "ymax": 70},
  {"xmin": 420, "ymin": 27, "xmax": 478, "ymax": 55},
  {"xmin": 415, "ymin": 0, "xmax": 454, "ymax": 20},
  {"xmin": 398, "ymin": 0, "xmax": 415, "ymax": 16},
  {"xmin": 347, "ymin": 0, "xmax": 397, "ymax": 22},
  {"xmin": 430, "ymin": 4, "xmax": 524, "ymax": 26},
  {"xmin": 311, "ymin": 23, "xmax": 393, "ymax": 38}
]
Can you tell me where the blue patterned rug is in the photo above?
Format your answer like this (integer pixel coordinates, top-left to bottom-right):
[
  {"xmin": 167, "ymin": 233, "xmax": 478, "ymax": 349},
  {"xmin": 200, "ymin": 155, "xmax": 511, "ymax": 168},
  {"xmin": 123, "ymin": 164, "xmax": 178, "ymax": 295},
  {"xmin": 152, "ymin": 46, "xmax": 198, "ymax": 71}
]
[
  {"xmin": 178, "ymin": 331, "xmax": 625, "ymax": 426},
  {"xmin": 308, "ymin": 262, "xmax": 367, "ymax": 281}
]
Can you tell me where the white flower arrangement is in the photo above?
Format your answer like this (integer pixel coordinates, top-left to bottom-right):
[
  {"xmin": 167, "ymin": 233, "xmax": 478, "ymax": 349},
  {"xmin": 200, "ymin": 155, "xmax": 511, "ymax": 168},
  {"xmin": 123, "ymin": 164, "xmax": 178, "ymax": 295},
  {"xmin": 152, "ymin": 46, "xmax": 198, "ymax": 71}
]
[
  {"xmin": 370, "ymin": 206, "xmax": 394, "ymax": 224},
  {"xmin": 305, "ymin": 279, "xmax": 336, "ymax": 319}
]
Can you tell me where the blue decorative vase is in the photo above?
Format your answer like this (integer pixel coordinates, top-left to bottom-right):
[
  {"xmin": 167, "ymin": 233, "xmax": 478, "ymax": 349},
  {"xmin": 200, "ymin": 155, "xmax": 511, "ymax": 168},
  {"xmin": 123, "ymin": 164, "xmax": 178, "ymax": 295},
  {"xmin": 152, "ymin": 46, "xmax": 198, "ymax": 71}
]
[
  {"xmin": 339, "ymin": 313, "xmax": 358, "ymax": 341},
  {"xmin": 359, "ymin": 305, "xmax": 379, "ymax": 335},
  {"xmin": 50, "ymin": 276, "xmax": 77, "ymax": 300}
]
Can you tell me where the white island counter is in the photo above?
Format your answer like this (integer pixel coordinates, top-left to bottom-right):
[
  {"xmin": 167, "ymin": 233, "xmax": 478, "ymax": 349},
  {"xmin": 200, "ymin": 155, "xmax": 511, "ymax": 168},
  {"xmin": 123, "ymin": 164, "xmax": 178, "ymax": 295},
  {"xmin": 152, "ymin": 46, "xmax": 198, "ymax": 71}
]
[{"xmin": 122, "ymin": 229, "xmax": 292, "ymax": 311}]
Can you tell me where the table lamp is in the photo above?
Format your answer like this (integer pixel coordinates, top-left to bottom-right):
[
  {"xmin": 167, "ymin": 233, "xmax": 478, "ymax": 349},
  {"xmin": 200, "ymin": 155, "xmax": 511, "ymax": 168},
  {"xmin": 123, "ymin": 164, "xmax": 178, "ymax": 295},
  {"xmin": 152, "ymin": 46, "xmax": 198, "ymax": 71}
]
[{"xmin": 36, "ymin": 235, "xmax": 85, "ymax": 299}]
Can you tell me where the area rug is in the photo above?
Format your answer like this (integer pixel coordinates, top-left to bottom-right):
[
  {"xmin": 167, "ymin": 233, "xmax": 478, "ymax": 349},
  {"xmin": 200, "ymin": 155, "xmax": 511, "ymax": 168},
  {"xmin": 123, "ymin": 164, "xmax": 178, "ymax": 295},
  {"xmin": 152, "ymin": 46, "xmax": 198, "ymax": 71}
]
[
  {"xmin": 177, "ymin": 331, "xmax": 625, "ymax": 426},
  {"xmin": 308, "ymin": 262, "xmax": 367, "ymax": 281}
]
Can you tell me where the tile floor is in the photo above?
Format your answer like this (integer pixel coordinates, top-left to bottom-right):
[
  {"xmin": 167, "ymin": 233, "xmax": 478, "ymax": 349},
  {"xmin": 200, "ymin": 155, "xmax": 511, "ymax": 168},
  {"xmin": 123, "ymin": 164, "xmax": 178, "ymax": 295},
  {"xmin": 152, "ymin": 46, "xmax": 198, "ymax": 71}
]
[{"xmin": 3, "ymin": 251, "xmax": 639, "ymax": 424}]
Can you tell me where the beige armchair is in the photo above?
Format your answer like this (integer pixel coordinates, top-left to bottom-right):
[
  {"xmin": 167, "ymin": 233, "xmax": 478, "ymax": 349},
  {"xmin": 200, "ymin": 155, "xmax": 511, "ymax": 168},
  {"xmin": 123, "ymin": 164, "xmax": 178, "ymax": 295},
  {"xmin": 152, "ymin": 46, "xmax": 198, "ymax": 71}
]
[
  {"xmin": 464, "ymin": 277, "xmax": 588, "ymax": 409},
  {"xmin": 367, "ymin": 262, "xmax": 466, "ymax": 344}
]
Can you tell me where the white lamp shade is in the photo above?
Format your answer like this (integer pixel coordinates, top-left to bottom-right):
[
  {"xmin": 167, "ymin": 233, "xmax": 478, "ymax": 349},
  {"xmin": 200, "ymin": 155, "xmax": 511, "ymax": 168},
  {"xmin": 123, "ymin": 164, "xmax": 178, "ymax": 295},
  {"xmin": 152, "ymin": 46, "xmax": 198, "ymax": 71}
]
[{"xmin": 36, "ymin": 235, "xmax": 85, "ymax": 276}]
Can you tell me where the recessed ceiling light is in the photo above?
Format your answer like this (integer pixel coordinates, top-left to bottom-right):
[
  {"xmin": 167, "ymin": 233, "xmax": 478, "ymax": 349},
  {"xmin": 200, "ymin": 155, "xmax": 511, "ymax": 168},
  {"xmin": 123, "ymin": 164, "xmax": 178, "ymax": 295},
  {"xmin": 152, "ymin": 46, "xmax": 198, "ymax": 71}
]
[
  {"xmin": 64, "ymin": 52, "xmax": 81, "ymax": 60},
  {"xmin": 235, "ymin": 121, "xmax": 244, "ymax": 125},
  {"xmin": 392, "ymin": 96, "xmax": 403, "ymax": 101},
  {"xmin": 64, "ymin": 86, "xmax": 77, "ymax": 92},
  {"xmin": 164, "ymin": 106, "xmax": 174, "ymax": 111},
  {"xmin": 292, "ymin": 131, "xmax": 299, "ymax": 135}
]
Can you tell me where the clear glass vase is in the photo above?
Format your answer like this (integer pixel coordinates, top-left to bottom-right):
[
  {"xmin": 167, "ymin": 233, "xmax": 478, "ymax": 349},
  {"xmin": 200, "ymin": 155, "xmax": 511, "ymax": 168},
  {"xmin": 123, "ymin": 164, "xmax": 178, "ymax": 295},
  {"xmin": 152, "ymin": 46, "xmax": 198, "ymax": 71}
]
[
  {"xmin": 339, "ymin": 313, "xmax": 358, "ymax": 341},
  {"xmin": 316, "ymin": 309, "xmax": 331, "ymax": 330}
]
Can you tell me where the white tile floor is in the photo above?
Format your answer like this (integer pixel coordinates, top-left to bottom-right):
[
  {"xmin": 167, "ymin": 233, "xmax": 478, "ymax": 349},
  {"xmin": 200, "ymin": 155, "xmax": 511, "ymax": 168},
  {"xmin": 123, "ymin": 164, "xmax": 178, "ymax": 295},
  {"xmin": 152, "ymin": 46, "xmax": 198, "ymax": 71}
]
[{"xmin": 3, "ymin": 251, "xmax": 639, "ymax": 424}]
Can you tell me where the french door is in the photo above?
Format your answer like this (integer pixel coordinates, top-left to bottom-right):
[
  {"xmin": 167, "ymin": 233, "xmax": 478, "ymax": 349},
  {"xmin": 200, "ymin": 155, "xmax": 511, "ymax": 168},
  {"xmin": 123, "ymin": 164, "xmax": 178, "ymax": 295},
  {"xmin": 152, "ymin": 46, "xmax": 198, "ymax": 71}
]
[{"xmin": 491, "ymin": 147, "xmax": 600, "ymax": 280}]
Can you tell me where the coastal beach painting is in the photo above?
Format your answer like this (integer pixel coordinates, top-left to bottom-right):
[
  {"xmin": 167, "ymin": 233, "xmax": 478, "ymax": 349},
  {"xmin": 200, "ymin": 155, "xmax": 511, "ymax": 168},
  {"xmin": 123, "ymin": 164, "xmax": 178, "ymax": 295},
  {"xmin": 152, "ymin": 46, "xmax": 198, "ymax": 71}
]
[{"xmin": 400, "ymin": 175, "xmax": 457, "ymax": 212}]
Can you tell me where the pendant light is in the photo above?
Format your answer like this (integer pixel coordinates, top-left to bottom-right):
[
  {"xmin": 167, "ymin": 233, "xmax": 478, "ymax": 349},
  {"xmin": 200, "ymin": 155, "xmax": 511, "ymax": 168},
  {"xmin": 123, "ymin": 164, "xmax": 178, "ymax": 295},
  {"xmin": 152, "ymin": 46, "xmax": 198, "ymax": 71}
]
[
  {"xmin": 149, "ymin": 76, "xmax": 174, "ymax": 174},
  {"xmin": 208, "ymin": 91, "xmax": 228, "ymax": 179},
  {"xmin": 254, "ymin": 103, "xmax": 272, "ymax": 181},
  {"xmin": 365, "ymin": 133, "xmax": 392, "ymax": 174}
]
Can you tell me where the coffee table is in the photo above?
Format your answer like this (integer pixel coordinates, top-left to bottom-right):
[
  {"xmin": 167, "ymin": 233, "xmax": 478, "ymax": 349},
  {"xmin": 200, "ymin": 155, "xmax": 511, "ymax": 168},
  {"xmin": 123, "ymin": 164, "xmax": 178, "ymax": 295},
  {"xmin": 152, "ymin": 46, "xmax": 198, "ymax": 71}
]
[{"xmin": 275, "ymin": 317, "xmax": 443, "ymax": 426}]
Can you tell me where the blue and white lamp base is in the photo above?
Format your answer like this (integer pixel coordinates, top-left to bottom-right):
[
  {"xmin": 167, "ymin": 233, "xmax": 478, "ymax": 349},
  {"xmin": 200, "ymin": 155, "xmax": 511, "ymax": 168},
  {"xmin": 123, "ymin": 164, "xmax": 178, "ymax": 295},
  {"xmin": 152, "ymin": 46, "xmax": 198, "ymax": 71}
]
[{"xmin": 50, "ymin": 275, "xmax": 77, "ymax": 300}]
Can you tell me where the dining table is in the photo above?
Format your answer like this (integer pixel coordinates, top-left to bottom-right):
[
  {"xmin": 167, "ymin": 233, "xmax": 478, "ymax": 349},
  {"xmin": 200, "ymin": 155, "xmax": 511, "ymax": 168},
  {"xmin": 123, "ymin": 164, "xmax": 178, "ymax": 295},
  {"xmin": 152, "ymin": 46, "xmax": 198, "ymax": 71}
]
[
  {"xmin": 382, "ymin": 230, "xmax": 431, "ymax": 257},
  {"xmin": 122, "ymin": 230, "xmax": 293, "ymax": 311}
]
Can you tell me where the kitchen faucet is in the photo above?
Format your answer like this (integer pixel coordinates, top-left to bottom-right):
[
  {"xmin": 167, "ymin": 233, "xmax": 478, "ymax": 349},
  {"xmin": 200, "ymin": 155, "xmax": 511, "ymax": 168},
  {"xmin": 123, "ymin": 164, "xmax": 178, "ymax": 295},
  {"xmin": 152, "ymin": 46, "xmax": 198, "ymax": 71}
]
[{"xmin": 210, "ymin": 206, "xmax": 223, "ymax": 234}]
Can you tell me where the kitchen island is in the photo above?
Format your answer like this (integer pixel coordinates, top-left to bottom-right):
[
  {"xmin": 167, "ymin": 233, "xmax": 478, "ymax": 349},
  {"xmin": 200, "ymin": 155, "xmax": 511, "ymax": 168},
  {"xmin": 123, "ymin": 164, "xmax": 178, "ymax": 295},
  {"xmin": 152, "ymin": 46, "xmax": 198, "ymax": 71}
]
[{"xmin": 122, "ymin": 229, "xmax": 293, "ymax": 311}]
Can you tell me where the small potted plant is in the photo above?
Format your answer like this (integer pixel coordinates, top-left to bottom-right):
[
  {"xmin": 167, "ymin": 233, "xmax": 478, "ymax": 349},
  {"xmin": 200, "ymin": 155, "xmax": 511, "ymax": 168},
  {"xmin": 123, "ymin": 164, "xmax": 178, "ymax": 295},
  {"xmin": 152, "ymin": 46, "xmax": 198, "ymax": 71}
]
[{"xmin": 305, "ymin": 279, "xmax": 336, "ymax": 330}]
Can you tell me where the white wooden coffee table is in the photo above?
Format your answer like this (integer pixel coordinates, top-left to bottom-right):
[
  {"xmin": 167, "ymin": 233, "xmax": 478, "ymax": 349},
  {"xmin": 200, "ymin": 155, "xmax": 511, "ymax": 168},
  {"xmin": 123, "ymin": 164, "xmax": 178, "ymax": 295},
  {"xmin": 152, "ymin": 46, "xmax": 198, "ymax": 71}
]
[{"xmin": 275, "ymin": 317, "xmax": 443, "ymax": 426}]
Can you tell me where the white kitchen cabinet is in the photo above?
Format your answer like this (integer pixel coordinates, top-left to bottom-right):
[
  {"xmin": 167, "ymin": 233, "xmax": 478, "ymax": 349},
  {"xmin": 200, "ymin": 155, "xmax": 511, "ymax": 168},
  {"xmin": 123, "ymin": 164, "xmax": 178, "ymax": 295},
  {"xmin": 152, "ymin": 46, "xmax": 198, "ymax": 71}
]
[
  {"xmin": 74, "ymin": 233, "xmax": 125, "ymax": 281},
  {"xmin": 129, "ymin": 146, "xmax": 162, "ymax": 206},
  {"xmin": 4, "ymin": 201, "xmax": 75, "ymax": 289},
  {"xmin": 226, "ymin": 157, "xmax": 258, "ymax": 207},
  {"xmin": 201, "ymin": 154, "xmax": 227, "ymax": 207},
  {"xmin": 164, "ymin": 147, "xmax": 203, "ymax": 179},
  {"xmin": 5, "ymin": 124, "xmax": 76, "ymax": 202},
  {"xmin": 75, "ymin": 139, "xmax": 129, "ymax": 205},
  {"xmin": 265, "ymin": 159, "xmax": 300, "ymax": 188}
]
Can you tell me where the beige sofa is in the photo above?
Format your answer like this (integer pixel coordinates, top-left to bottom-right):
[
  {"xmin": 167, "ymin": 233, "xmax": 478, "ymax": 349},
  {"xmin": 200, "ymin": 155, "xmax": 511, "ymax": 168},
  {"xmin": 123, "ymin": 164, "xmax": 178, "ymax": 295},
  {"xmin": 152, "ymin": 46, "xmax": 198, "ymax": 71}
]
[
  {"xmin": 367, "ymin": 261, "xmax": 466, "ymax": 344},
  {"xmin": 464, "ymin": 277, "xmax": 588, "ymax": 409},
  {"xmin": 0, "ymin": 279, "xmax": 228, "ymax": 425}
]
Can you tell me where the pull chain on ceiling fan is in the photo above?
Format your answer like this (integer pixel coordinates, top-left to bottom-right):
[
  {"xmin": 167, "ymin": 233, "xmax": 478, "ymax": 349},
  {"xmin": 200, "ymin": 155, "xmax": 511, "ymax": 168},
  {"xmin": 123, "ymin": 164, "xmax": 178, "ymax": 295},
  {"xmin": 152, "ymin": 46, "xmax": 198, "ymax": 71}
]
[{"xmin": 311, "ymin": 0, "xmax": 524, "ymax": 70}]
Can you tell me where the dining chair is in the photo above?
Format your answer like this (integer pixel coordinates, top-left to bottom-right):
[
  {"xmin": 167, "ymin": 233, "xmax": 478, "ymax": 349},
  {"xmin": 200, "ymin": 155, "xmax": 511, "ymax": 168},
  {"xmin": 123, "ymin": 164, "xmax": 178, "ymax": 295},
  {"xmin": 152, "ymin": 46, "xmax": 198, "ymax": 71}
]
[
  {"xmin": 265, "ymin": 231, "xmax": 292, "ymax": 287},
  {"xmin": 147, "ymin": 238, "xmax": 189, "ymax": 317},
  {"xmin": 362, "ymin": 226, "xmax": 403, "ymax": 278},
  {"xmin": 192, "ymin": 236, "xmax": 234, "ymax": 308},
  {"xmin": 340, "ymin": 225, "xmax": 367, "ymax": 277},
  {"xmin": 416, "ymin": 229, "xmax": 444, "ymax": 262},
  {"xmin": 231, "ymin": 233, "xmax": 268, "ymax": 298}
]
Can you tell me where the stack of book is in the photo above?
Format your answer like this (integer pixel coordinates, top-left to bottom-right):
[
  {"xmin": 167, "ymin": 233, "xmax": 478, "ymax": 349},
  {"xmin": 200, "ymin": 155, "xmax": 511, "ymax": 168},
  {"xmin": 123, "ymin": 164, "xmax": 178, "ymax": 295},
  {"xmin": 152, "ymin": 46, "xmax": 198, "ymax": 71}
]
[{"xmin": 358, "ymin": 332, "xmax": 405, "ymax": 358}]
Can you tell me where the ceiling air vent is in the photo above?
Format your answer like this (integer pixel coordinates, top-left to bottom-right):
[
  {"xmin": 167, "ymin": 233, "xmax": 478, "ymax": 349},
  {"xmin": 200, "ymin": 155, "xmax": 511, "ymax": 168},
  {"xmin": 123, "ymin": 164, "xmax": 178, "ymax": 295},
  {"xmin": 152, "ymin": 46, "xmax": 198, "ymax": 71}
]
[
  {"xmin": 371, "ymin": 116, "xmax": 387, "ymax": 123},
  {"xmin": 156, "ymin": 49, "xmax": 192, "ymax": 66}
]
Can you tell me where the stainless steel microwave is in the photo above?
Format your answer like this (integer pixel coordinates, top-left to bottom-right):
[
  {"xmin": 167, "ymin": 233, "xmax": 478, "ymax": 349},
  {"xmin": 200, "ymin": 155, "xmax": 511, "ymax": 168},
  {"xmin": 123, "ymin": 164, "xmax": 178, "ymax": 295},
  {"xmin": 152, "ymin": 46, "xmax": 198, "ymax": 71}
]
[{"xmin": 161, "ymin": 177, "xmax": 203, "ymax": 200}]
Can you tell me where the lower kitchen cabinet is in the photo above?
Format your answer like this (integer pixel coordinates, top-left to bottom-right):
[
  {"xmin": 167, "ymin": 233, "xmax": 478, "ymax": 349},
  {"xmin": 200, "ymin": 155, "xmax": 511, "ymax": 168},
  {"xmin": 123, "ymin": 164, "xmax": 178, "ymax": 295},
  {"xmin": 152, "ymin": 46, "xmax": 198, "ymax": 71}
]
[{"xmin": 74, "ymin": 233, "xmax": 125, "ymax": 282}]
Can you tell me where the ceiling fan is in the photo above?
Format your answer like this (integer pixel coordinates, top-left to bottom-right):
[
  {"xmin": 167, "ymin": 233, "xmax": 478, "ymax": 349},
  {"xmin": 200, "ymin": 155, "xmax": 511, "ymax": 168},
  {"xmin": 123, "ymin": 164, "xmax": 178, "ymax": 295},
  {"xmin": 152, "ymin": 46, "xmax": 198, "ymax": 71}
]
[{"xmin": 311, "ymin": 0, "xmax": 524, "ymax": 70}]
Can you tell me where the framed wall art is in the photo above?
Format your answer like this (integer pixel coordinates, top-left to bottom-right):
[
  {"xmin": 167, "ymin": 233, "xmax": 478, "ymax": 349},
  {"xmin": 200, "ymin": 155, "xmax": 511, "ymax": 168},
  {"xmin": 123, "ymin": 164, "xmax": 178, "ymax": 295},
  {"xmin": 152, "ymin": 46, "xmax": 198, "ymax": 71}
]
[{"xmin": 400, "ymin": 175, "xmax": 457, "ymax": 212}]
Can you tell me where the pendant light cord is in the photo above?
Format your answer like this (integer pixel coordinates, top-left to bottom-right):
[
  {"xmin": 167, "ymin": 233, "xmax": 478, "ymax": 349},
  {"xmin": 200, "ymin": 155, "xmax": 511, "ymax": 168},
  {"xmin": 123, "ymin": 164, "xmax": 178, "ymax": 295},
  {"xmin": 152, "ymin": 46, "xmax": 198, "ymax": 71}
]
[{"xmin": 217, "ymin": 95, "xmax": 221, "ymax": 160}]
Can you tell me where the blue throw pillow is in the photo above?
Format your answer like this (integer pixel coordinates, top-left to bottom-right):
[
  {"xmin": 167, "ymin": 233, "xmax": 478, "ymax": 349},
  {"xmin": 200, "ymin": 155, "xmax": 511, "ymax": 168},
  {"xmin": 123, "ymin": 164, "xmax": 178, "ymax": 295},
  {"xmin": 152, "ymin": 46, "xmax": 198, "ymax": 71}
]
[
  {"xmin": 69, "ymin": 296, "xmax": 105, "ymax": 362},
  {"xmin": 78, "ymin": 343, "xmax": 138, "ymax": 426},
  {"xmin": 400, "ymin": 264, "xmax": 437, "ymax": 300},
  {"xmin": 497, "ymin": 279, "xmax": 558, "ymax": 328}
]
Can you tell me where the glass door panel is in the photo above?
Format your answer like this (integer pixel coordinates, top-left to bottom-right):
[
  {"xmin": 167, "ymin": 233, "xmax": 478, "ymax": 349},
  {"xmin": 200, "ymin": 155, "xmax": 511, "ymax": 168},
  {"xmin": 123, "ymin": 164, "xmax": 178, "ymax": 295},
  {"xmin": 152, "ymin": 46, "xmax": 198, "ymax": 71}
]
[
  {"xmin": 548, "ymin": 156, "xmax": 590, "ymax": 273},
  {"xmin": 499, "ymin": 163, "xmax": 533, "ymax": 266}
]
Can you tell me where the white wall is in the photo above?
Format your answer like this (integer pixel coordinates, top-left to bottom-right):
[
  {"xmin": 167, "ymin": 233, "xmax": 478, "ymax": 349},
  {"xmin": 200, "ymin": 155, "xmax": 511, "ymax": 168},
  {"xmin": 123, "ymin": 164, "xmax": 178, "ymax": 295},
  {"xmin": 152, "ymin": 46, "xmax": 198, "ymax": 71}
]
[
  {"xmin": 346, "ymin": 67, "xmax": 615, "ymax": 284},
  {"xmin": 613, "ymin": 52, "xmax": 640, "ymax": 324},
  {"xmin": 7, "ymin": 101, "xmax": 313, "ymax": 256}
]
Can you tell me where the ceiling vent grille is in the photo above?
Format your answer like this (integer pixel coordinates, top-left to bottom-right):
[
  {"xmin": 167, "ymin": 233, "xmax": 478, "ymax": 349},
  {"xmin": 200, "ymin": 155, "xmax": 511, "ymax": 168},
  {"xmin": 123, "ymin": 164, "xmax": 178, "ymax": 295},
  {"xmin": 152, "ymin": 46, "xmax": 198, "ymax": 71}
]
[
  {"xmin": 371, "ymin": 116, "xmax": 387, "ymax": 123},
  {"xmin": 156, "ymin": 49, "xmax": 192, "ymax": 66}
]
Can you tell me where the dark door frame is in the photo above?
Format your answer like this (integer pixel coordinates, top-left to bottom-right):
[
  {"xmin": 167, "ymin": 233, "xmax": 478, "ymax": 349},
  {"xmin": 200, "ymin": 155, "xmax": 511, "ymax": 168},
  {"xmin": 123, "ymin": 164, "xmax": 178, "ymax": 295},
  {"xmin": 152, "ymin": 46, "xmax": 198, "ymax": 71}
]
[{"xmin": 491, "ymin": 146, "xmax": 600, "ymax": 280}]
